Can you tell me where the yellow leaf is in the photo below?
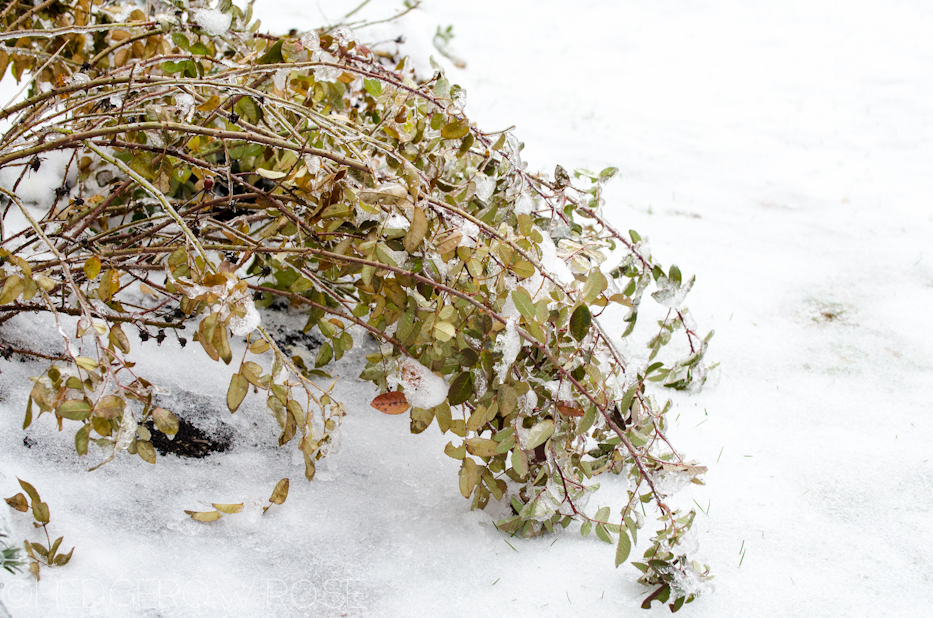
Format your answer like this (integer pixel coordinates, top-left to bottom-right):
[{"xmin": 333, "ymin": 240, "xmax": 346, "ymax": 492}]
[
  {"xmin": 185, "ymin": 510, "xmax": 222, "ymax": 522},
  {"xmin": 212, "ymin": 503, "xmax": 244, "ymax": 514},
  {"xmin": 83, "ymin": 256, "xmax": 101, "ymax": 279},
  {"xmin": 269, "ymin": 478, "xmax": 289, "ymax": 505},
  {"xmin": 256, "ymin": 168, "xmax": 287, "ymax": 180}
]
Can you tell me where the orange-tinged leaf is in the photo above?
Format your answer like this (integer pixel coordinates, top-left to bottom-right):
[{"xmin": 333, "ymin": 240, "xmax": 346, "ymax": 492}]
[
  {"xmin": 371, "ymin": 391, "xmax": 410, "ymax": 415},
  {"xmin": 557, "ymin": 403, "xmax": 585, "ymax": 417}
]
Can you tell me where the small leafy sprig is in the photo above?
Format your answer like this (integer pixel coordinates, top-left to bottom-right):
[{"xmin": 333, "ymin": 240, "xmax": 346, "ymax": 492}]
[{"xmin": 5, "ymin": 479, "xmax": 74, "ymax": 579}]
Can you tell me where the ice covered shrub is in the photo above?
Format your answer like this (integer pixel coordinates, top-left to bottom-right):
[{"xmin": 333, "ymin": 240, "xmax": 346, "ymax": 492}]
[{"xmin": 0, "ymin": 0, "xmax": 714, "ymax": 609}]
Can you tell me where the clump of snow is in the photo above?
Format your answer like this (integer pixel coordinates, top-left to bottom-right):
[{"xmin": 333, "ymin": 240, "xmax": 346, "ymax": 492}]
[
  {"xmin": 474, "ymin": 175, "xmax": 495, "ymax": 201},
  {"xmin": 273, "ymin": 68, "xmax": 290, "ymax": 91},
  {"xmin": 193, "ymin": 8, "xmax": 230, "ymax": 36},
  {"xmin": 312, "ymin": 50, "xmax": 340, "ymax": 83},
  {"xmin": 514, "ymin": 192, "xmax": 534, "ymax": 215},
  {"xmin": 67, "ymin": 73, "xmax": 90, "ymax": 86},
  {"xmin": 384, "ymin": 213, "xmax": 410, "ymax": 230},
  {"xmin": 228, "ymin": 299, "xmax": 260, "ymax": 336},
  {"xmin": 389, "ymin": 357, "xmax": 448, "ymax": 409},
  {"xmin": 493, "ymin": 317, "xmax": 520, "ymax": 381},
  {"xmin": 174, "ymin": 92, "xmax": 195, "ymax": 119},
  {"xmin": 518, "ymin": 387, "xmax": 538, "ymax": 416}
]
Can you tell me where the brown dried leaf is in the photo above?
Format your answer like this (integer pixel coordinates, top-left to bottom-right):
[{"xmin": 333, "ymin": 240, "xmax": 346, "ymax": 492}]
[{"xmin": 5, "ymin": 493, "xmax": 28, "ymax": 512}]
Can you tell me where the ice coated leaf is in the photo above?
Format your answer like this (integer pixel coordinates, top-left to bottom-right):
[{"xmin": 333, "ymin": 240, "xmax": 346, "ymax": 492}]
[
  {"xmin": 5, "ymin": 493, "xmax": 28, "ymax": 512},
  {"xmin": 441, "ymin": 118, "xmax": 470, "ymax": 139},
  {"xmin": 226, "ymin": 373, "xmax": 249, "ymax": 413},
  {"xmin": 465, "ymin": 438, "xmax": 498, "ymax": 458},
  {"xmin": 525, "ymin": 419, "xmax": 554, "ymax": 450},
  {"xmin": 212, "ymin": 503, "xmax": 244, "ymax": 514},
  {"xmin": 570, "ymin": 304, "xmax": 591, "ymax": 341},
  {"xmin": 511, "ymin": 287, "xmax": 535, "ymax": 321},
  {"xmin": 136, "ymin": 440, "xmax": 156, "ymax": 464},
  {"xmin": 410, "ymin": 406, "xmax": 434, "ymax": 434},
  {"xmin": 94, "ymin": 395, "xmax": 125, "ymax": 419},
  {"xmin": 498, "ymin": 384, "xmax": 517, "ymax": 416},
  {"xmin": 57, "ymin": 399, "xmax": 92, "ymax": 421},
  {"xmin": 447, "ymin": 371, "xmax": 473, "ymax": 406},
  {"xmin": 0, "ymin": 275, "xmax": 24, "ymax": 304},
  {"xmin": 459, "ymin": 458, "xmax": 477, "ymax": 498},
  {"xmin": 404, "ymin": 207, "xmax": 428, "ymax": 252},
  {"xmin": 583, "ymin": 269, "xmax": 607, "ymax": 304},
  {"xmin": 152, "ymin": 407, "xmax": 179, "ymax": 437},
  {"xmin": 256, "ymin": 168, "xmax": 287, "ymax": 180},
  {"xmin": 615, "ymin": 528, "xmax": 632, "ymax": 567},
  {"xmin": 75, "ymin": 423, "xmax": 90, "ymax": 456},
  {"xmin": 249, "ymin": 338, "xmax": 271, "ymax": 354},
  {"xmin": 269, "ymin": 478, "xmax": 289, "ymax": 505},
  {"xmin": 371, "ymin": 391, "xmax": 410, "ymax": 415},
  {"xmin": 186, "ymin": 510, "xmax": 222, "ymax": 522}
]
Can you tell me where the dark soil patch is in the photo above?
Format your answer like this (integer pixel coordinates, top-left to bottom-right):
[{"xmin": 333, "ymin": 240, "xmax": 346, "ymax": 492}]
[{"xmin": 145, "ymin": 417, "xmax": 232, "ymax": 458}]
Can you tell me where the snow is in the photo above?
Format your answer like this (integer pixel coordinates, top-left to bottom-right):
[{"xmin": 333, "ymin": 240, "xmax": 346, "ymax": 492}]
[{"xmin": 2, "ymin": 0, "xmax": 933, "ymax": 617}]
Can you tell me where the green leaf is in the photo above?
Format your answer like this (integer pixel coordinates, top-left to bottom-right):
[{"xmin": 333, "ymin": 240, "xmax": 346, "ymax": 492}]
[
  {"xmin": 595, "ymin": 522, "xmax": 612, "ymax": 544},
  {"xmin": 447, "ymin": 371, "xmax": 473, "ymax": 406},
  {"xmin": 171, "ymin": 32, "xmax": 190, "ymax": 50},
  {"xmin": 595, "ymin": 506, "xmax": 610, "ymax": 522},
  {"xmin": 569, "ymin": 304, "xmax": 591, "ymax": 341},
  {"xmin": 315, "ymin": 343, "xmax": 333, "ymax": 368},
  {"xmin": 236, "ymin": 96, "xmax": 263, "ymax": 124},
  {"xmin": 363, "ymin": 77, "xmax": 382, "ymax": 97},
  {"xmin": 258, "ymin": 40, "xmax": 284, "ymax": 64},
  {"xmin": 525, "ymin": 419, "xmax": 554, "ymax": 450},
  {"xmin": 18, "ymin": 479, "xmax": 40, "ymax": 503},
  {"xmin": 511, "ymin": 287, "xmax": 535, "ymax": 321},
  {"xmin": 615, "ymin": 529, "xmax": 632, "ymax": 567},
  {"xmin": 581, "ymin": 520, "xmax": 592, "ymax": 537}
]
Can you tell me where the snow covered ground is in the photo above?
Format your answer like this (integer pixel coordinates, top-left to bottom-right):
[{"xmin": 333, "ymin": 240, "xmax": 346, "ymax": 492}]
[{"xmin": 2, "ymin": 1, "xmax": 932, "ymax": 616}]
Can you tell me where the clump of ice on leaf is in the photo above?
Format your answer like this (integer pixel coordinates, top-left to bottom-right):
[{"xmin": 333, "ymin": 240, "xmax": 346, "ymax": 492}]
[
  {"xmin": 193, "ymin": 8, "xmax": 230, "ymax": 36},
  {"xmin": 389, "ymin": 358, "xmax": 448, "ymax": 409},
  {"xmin": 493, "ymin": 317, "xmax": 521, "ymax": 381}
]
